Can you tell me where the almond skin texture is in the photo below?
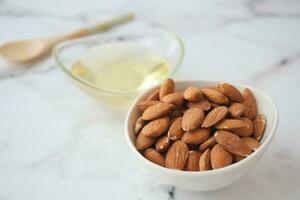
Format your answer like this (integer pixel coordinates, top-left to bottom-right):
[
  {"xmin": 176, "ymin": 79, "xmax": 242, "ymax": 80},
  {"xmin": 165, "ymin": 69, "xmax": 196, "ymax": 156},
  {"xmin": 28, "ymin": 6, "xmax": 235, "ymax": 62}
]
[
  {"xmin": 168, "ymin": 117, "xmax": 185, "ymax": 140},
  {"xmin": 184, "ymin": 151, "xmax": 202, "ymax": 171},
  {"xmin": 199, "ymin": 136, "xmax": 216, "ymax": 151},
  {"xmin": 181, "ymin": 128, "xmax": 210, "ymax": 145},
  {"xmin": 253, "ymin": 114, "xmax": 266, "ymax": 141},
  {"xmin": 135, "ymin": 116, "xmax": 145, "ymax": 134},
  {"xmin": 141, "ymin": 116, "xmax": 169, "ymax": 137},
  {"xmin": 218, "ymin": 82, "xmax": 244, "ymax": 102},
  {"xmin": 243, "ymin": 88, "xmax": 257, "ymax": 119},
  {"xmin": 136, "ymin": 134, "xmax": 157, "ymax": 150},
  {"xmin": 182, "ymin": 107, "xmax": 205, "ymax": 131},
  {"xmin": 144, "ymin": 148, "xmax": 165, "ymax": 167},
  {"xmin": 161, "ymin": 92, "xmax": 185, "ymax": 106},
  {"xmin": 142, "ymin": 103, "xmax": 173, "ymax": 121},
  {"xmin": 202, "ymin": 106, "xmax": 228, "ymax": 128},
  {"xmin": 199, "ymin": 149, "xmax": 211, "ymax": 171},
  {"xmin": 165, "ymin": 141, "xmax": 189, "ymax": 170},
  {"xmin": 231, "ymin": 117, "xmax": 253, "ymax": 137},
  {"xmin": 137, "ymin": 101, "xmax": 160, "ymax": 111},
  {"xmin": 228, "ymin": 103, "xmax": 244, "ymax": 118},
  {"xmin": 214, "ymin": 119, "xmax": 248, "ymax": 130},
  {"xmin": 146, "ymin": 89, "xmax": 160, "ymax": 101},
  {"xmin": 242, "ymin": 137, "xmax": 260, "ymax": 151},
  {"xmin": 201, "ymin": 88, "xmax": 229, "ymax": 105},
  {"xmin": 159, "ymin": 79, "xmax": 175, "ymax": 100},
  {"xmin": 210, "ymin": 144, "xmax": 233, "ymax": 169},
  {"xmin": 155, "ymin": 136, "xmax": 171, "ymax": 152},
  {"xmin": 214, "ymin": 130, "xmax": 252, "ymax": 156},
  {"xmin": 183, "ymin": 87, "xmax": 203, "ymax": 102},
  {"xmin": 187, "ymin": 99, "xmax": 211, "ymax": 111}
]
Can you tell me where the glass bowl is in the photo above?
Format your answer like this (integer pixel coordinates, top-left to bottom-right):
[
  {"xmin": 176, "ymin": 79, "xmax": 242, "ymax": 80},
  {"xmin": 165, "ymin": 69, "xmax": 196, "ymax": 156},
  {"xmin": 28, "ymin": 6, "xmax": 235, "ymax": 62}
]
[{"xmin": 53, "ymin": 29, "xmax": 184, "ymax": 109}]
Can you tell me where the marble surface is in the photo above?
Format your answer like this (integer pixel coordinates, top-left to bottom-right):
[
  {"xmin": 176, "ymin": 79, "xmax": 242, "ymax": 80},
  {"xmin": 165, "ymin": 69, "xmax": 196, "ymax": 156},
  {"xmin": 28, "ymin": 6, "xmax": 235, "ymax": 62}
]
[{"xmin": 1, "ymin": 0, "xmax": 300, "ymax": 199}]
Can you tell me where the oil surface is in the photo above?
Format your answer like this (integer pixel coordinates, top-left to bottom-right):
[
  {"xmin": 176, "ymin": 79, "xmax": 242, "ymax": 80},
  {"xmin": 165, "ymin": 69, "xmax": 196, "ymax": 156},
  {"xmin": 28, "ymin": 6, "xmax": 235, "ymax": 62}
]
[{"xmin": 71, "ymin": 42, "xmax": 170, "ymax": 93}]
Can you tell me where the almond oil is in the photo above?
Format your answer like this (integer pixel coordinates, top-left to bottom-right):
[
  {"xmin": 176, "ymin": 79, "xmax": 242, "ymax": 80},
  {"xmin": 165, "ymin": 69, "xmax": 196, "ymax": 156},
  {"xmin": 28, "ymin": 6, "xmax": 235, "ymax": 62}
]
[{"xmin": 71, "ymin": 42, "xmax": 171, "ymax": 94}]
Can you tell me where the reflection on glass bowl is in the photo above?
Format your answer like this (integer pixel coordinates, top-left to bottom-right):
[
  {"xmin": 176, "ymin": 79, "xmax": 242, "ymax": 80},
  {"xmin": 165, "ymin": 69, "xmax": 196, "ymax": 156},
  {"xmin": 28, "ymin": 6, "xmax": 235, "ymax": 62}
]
[{"xmin": 53, "ymin": 29, "xmax": 184, "ymax": 109}]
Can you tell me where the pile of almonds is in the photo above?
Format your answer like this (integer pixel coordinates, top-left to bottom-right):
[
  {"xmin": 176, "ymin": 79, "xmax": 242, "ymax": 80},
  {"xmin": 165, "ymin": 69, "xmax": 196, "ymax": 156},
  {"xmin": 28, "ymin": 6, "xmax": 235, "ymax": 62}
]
[{"xmin": 134, "ymin": 79, "xmax": 266, "ymax": 171}]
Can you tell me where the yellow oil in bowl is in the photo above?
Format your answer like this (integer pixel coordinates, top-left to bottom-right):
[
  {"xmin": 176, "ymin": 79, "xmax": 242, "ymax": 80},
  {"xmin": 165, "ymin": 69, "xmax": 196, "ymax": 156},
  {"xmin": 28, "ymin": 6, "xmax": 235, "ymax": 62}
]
[{"xmin": 70, "ymin": 41, "xmax": 171, "ymax": 107}]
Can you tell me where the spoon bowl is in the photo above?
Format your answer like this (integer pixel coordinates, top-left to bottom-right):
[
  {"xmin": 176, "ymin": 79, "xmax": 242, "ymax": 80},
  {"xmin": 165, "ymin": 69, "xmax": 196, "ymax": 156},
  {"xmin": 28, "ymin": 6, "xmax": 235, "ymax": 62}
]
[{"xmin": 0, "ymin": 40, "xmax": 46, "ymax": 64}]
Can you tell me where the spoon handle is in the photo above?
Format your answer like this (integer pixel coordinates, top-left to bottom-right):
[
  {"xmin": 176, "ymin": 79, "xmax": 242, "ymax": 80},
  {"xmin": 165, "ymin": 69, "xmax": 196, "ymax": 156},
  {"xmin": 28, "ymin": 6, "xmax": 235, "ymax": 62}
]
[
  {"xmin": 70, "ymin": 13, "xmax": 135, "ymax": 37},
  {"xmin": 86, "ymin": 13, "xmax": 135, "ymax": 34},
  {"xmin": 47, "ymin": 13, "xmax": 135, "ymax": 47}
]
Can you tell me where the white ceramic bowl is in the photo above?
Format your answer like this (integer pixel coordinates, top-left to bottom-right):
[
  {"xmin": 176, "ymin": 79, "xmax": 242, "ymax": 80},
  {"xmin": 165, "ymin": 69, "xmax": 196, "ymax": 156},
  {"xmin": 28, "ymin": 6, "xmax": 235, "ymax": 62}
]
[{"xmin": 125, "ymin": 80, "xmax": 279, "ymax": 191}]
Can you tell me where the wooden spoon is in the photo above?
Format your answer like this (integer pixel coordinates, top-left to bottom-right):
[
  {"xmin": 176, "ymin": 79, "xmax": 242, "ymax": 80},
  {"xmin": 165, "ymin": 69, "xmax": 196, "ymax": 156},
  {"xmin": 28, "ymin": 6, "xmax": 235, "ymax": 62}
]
[{"xmin": 0, "ymin": 13, "xmax": 134, "ymax": 64}]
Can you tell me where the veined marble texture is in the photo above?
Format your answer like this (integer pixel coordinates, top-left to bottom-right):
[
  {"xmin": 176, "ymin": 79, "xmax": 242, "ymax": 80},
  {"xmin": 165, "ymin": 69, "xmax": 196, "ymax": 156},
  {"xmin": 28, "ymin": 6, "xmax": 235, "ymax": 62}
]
[{"xmin": 0, "ymin": 0, "xmax": 300, "ymax": 199}]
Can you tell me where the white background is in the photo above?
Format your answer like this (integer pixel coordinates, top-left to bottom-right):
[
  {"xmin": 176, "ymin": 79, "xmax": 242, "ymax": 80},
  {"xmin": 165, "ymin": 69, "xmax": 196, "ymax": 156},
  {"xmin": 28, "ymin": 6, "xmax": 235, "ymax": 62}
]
[{"xmin": 0, "ymin": 0, "xmax": 300, "ymax": 199}]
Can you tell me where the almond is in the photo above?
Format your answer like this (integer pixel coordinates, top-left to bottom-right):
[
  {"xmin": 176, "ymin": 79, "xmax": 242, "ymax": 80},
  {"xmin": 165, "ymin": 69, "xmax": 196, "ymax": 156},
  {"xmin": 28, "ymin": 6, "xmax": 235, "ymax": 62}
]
[
  {"xmin": 159, "ymin": 79, "xmax": 175, "ymax": 100},
  {"xmin": 138, "ymin": 101, "xmax": 160, "ymax": 112},
  {"xmin": 182, "ymin": 107, "xmax": 205, "ymax": 131},
  {"xmin": 142, "ymin": 103, "xmax": 173, "ymax": 120},
  {"xmin": 214, "ymin": 130, "xmax": 252, "ymax": 156},
  {"xmin": 243, "ymin": 88, "xmax": 257, "ymax": 119},
  {"xmin": 228, "ymin": 103, "xmax": 244, "ymax": 118},
  {"xmin": 170, "ymin": 116, "xmax": 180, "ymax": 125},
  {"xmin": 168, "ymin": 117, "xmax": 185, "ymax": 140},
  {"xmin": 187, "ymin": 99, "xmax": 211, "ymax": 111},
  {"xmin": 218, "ymin": 82, "xmax": 244, "ymax": 102},
  {"xmin": 144, "ymin": 148, "xmax": 165, "ymax": 167},
  {"xmin": 202, "ymin": 106, "xmax": 228, "ymax": 128},
  {"xmin": 201, "ymin": 88, "xmax": 229, "ymax": 105},
  {"xmin": 135, "ymin": 116, "xmax": 145, "ymax": 134},
  {"xmin": 234, "ymin": 155, "xmax": 245, "ymax": 162},
  {"xmin": 141, "ymin": 116, "xmax": 169, "ymax": 137},
  {"xmin": 199, "ymin": 136, "xmax": 216, "ymax": 151},
  {"xmin": 181, "ymin": 128, "xmax": 210, "ymax": 145},
  {"xmin": 210, "ymin": 144, "xmax": 233, "ymax": 169},
  {"xmin": 241, "ymin": 137, "xmax": 260, "ymax": 151},
  {"xmin": 199, "ymin": 148, "xmax": 211, "ymax": 171},
  {"xmin": 183, "ymin": 86, "xmax": 203, "ymax": 102},
  {"xmin": 214, "ymin": 119, "xmax": 248, "ymax": 130},
  {"xmin": 231, "ymin": 117, "xmax": 253, "ymax": 137},
  {"xmin": 136, "ymin": 134, "xmax": 157, "ymax": 150},
  {"xmin": 210, "ymin": 103, "xmax": 221, "ymax": 109},
  {"xmin": 155, "ymin": 136, "xmax": 171, "ymax": 152},
  {"xmin": 207, "ymin": 86, "xmax": 220, "ymax": 91},
  {"xmin": 146, "ymin": 89, "xmax": 160, "ymax": 101},
  {"xmin": 184, "ymin": 151, "xmax": 202, "ymax": 171},
  {"xmin": 253, "ymin": 114, "xmax": 266, "ymax": 141},
  {"xmin": 161, "ymin": 92, "xmax": 185, "ymax": 106},
  {"xmin": 165, "ymin": 140, "xmax": 189, "ymax": 170}
]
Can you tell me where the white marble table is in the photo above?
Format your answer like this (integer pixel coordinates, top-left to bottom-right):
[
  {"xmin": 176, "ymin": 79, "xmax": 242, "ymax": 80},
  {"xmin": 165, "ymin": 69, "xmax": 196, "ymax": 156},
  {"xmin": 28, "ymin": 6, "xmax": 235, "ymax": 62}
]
[{"xmin": 1, "ymin": 0, "xmax": 300, "ymax": 199}]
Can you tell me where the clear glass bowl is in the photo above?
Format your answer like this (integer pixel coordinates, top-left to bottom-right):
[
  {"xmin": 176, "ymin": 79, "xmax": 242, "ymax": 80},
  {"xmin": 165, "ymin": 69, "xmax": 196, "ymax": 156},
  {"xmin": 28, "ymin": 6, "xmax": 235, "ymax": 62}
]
[{"xmin": 53, "ymin": 29, "xmax": 184, "ymax": 108}]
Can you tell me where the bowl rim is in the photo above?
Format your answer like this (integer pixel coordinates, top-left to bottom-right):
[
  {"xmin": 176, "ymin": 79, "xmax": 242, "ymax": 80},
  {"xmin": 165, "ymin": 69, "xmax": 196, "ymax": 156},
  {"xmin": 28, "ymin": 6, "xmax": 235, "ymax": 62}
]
[
  {"xmin": 125, "ymin": 79, "xmax": 279, "ymax": 176},
  {"xmin": 52, "ymin": 29, "xmax": 185, "ymax": 95}
]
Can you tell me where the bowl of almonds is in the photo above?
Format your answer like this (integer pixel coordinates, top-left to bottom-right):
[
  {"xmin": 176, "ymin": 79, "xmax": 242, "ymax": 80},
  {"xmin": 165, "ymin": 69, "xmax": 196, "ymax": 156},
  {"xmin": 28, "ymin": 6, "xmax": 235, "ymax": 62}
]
[{"xmin": 125, "ymin": 79, "xmax": 278, "ymax": 191}]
